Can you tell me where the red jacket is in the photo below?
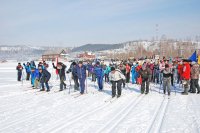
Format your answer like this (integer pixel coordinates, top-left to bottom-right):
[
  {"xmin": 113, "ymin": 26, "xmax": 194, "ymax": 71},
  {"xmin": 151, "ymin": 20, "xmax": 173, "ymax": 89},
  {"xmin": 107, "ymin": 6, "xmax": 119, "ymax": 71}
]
[
  {"xmin": 126, "ymin": 64, "xmax": 131, "ymax": 73},
  {"xmin": 177, "ymin": 64, "xmax": 183, "ymax": 75},
  {"xmin": 182, "ymin": 63, "xmax": 190, "ymax": 80}
]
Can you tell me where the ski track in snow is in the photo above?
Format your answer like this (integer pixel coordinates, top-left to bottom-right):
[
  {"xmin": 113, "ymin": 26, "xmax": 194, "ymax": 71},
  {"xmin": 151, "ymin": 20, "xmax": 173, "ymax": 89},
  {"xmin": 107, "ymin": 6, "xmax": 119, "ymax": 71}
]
[{"xmin": 0, "ymin": 62, "xmax": 200, "ymax": 133}]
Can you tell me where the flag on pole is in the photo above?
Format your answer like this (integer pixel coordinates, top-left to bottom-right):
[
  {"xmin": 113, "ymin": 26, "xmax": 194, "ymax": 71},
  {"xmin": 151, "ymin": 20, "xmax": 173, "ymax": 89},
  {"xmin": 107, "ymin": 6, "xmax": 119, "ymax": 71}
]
[
  {"xmin": 189, "ymin": 51, "xmax": 197, "ymax": 62},
  {"xmin": 56, "ymin": 57, "xmax": 58, "ymax": 75}
]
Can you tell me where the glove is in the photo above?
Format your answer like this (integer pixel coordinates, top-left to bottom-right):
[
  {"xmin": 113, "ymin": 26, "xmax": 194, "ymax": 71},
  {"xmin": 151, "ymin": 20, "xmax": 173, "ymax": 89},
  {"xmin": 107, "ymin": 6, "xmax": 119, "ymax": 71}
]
[
  {"xmin": 52, "ymin": 63, "xmax": 54, "ymax": 65},
  {"xmin": 23, "ymin": 63, "xmax": 25, "ymax": 65}
]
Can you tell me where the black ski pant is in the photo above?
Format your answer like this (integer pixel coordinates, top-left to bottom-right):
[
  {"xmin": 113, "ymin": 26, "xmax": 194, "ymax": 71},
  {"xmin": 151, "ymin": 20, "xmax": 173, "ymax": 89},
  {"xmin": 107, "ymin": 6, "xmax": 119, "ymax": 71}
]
[
  {"xmin": 111, "ymin": 79, "xmax": 122, "ymax": 97},
  {"xmin": 177, "ymin": 73, "xmax": 182, "ymax": 84},
  {"xmin": 17, "ymin": 71, "xmax": 22, "ymax": 81},
  {"xmin": 171, "ymin": 74, "xmax": 174, "ymax": 86},
  {"xmin": 26, "ymin": 72, "xmax": 30, "ymax": 80},
  {"xmin": 60, "ymin": 76, "xmax": 66, "ymax": 91},
  {"xmin": 191, "ymin": 79, "xmax": 200, "ymax": 93},
  {"xmin": 73, "ymin": 76, "xmax": 79, "ymax": 91},
  {"xmin": 92, "ymin": 73, "xmax": 96, "ymax": 82},
  {"xmin": 105, "ymin": 74, "xmax": 109, "ymax": 82},
  {"xmin": 126, "ymin": 72, "xmax": 130, "ymax": 83},
  {"xmin": 141, "ymin": 78, "xmax": 149, "ymax": 94}
]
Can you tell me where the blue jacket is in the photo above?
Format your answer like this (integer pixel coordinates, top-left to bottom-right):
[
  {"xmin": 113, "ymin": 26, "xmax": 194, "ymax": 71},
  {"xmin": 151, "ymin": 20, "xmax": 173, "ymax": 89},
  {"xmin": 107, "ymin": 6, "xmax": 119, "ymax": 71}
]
[
  {"xmin": 40, "ymin": 69, "xmax": 51, "ymax": 82},
  {"xmin": 23, "ymin": 64, "xmax": 31, "ymax": 73},
  {"xmin": 31, "ymin": 69, "xmax": 40, "ymax": 79},
  {"xmin": 94, "ymin": 65, "xmax": 104, "ymax": 78},
  {"xmin": 104, "ymin": 66, "xmax": 111, "ymax": 75},
  {"xmin": 131, "ymin": 65, "xmax": 136, "ymax": 74},
  {"xmin": 76, "ymin": 65, "xmax": 87, "ymax": 79}
]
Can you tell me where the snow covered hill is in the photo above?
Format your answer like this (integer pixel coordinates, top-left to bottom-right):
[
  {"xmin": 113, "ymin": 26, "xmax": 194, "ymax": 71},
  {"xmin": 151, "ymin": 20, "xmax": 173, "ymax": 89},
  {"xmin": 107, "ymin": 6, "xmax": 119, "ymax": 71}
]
[{"xmin": 0, "ymin": 61, "xmax": 200, "ymax": 133}]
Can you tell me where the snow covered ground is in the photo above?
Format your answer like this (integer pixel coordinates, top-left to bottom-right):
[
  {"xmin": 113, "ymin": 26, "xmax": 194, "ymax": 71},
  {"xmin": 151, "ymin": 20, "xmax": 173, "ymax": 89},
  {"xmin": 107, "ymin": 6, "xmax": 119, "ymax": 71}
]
[{"xmin": 0, "ymin": 61, "xmax": 200, "ymax": 133}]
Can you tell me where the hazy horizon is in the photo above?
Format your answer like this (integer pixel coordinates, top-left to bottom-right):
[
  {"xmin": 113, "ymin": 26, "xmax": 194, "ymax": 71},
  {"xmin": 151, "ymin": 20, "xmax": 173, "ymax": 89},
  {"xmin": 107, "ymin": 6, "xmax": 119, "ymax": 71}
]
[{"xmin": 0, "ymin": 0, "xmax": 200, "ymax": 46}]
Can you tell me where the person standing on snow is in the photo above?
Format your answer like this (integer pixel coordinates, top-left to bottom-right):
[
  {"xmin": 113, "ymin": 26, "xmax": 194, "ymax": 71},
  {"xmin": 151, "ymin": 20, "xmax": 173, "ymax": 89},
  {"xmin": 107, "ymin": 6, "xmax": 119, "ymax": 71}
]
[
  {"xmin": 131, "ymin": 63, "xmax": 136, "ymax": 84},
  {"xmin": 76, "ymin": 61, "xmax": 87, "ymax": 94},
  {"xmin": 30, "ymin": 67, "xmax": 40, "ymax": 89},
  {"xmin": 104, "ymin": 64, "xmax": 111, "ymax": 83},
  {"xmin": 190, "ymin": 61, "xmax": 200, "ymax": 94},
  {"xmin": 94, "ymin": 62, "xmax": 104, "ymax": 91},
  {"xmin": 52, "ymin": 62, "xmax": 67, "ymax": 91},
  {"xmin": 23, "ymin": 62, "xmax": 31, "ymax": 81},
  {"xmin": 39, "ymin": 67, "xmax": 51, "ymax": 92},
  {"xmin": 16, "ymin": 63, "xmax": 23, "ymax": 81},
  {"xmin": 125, "ymin": 63, "xmax": 131, "ymax": 83},
  {"xmin": 118, "ymin": 63, "xmax": 126, "ymax": 88},
  {"xmin": 138, "ymin": 64, "xmax": 151, "ymax": 94},
  {"xmin": 181, "ymin": 59, "xmax": 191, "ymax": 95},
  {"xmin": 67, "ymin": 62, "xmax": 79, "ymax": 91},
  {"xmin": 177, "ymin": 61, "xmax": 183, "ymax": 84},
  {"xmin": 162, "ymin": 64, "xmax": 171, "ymax": 96},
  {"xmin": 109, "ymin": 67, "xmax": 126, "ymax": 98}
]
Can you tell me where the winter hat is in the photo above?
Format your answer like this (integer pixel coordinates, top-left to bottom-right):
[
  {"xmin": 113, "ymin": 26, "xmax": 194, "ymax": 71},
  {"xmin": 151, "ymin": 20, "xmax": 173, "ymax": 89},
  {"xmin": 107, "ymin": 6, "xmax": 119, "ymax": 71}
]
[
  {"xmin": 72, "ymin": 62, "xmax": 76, "ymax": 66},
  {"xmin": 111, "ymin": 67, "xmax": 115, "ymax": 71},
  {"xmin": 78, "ymin": 61, "xmax": 83, "ymax": 64},
  {"xmin": 96, "ymin": 61, "xmax": 100, "ymax": 65},
  {"xmin": 165, "ymin": 64, "xmax": 169, "ymax": 68}
]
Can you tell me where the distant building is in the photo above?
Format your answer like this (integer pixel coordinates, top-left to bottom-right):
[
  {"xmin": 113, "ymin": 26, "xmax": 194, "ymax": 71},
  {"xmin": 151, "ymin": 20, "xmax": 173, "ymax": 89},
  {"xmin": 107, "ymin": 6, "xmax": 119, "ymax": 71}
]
[
  {"xmin": 42, "ymin": 49, "xmax": 67, "ymax": 61},
  {"xmin": 77, "ymin": 52, "xmax": 95, "ymax": 60}
]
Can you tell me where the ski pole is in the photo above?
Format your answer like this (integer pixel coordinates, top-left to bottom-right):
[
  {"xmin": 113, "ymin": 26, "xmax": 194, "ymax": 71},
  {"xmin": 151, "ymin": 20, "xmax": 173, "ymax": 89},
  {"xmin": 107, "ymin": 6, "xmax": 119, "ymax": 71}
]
[{"xmin": 85, "ymin": 76, "xmax": 88, "ymax": 93}]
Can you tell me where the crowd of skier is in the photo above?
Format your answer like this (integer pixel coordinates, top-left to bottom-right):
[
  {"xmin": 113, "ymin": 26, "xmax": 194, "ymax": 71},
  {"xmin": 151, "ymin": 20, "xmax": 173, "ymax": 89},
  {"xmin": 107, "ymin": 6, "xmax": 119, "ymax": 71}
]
[{"xmin": 16, "ymin": 57, "xmax": 200, "ymax": 98}]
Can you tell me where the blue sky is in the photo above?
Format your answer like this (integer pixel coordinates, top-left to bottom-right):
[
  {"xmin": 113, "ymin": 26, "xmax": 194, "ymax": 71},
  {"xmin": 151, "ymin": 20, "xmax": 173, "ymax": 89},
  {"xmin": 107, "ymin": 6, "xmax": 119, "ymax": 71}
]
[{"xmin": 0, "ymin": 0, "xmax": 200, "ymax": 46}]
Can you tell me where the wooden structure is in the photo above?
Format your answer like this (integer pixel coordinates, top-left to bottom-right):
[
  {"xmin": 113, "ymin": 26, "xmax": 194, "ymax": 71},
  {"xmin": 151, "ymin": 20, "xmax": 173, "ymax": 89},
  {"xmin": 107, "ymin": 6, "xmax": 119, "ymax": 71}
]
[
  {"xmin": 77, "ymin": 52, "xmax": 95, "ymax": 60},
  {"xmin": 42, "ymin": 49, "xmax": 67, "ymax": 61}
]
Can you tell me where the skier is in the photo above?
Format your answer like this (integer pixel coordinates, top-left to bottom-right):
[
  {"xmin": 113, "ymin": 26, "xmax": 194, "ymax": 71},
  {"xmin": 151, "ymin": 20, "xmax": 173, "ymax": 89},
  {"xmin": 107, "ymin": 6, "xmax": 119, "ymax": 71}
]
[
  {"xmin": 131, "ymin": 63, "xmax": 136, "ymax": 84},
  {"xmin": 118, "ymin": 63, "xmax": 126, "ymax": 88},
  {"xmin": 159, "ymin": 60, "xmax": 165, "ymax": 84},
  {"xmin": 94, "ymin": 62, "xmax": 104, "ymax": 91},
  {"xmin": 67, "ymin": 62, "xmax": 79, "ymax": 91},
  {"xmin": 181, "ymin": 59, "xmax": 191, "ymax": 95},
  {"xmin": 90, "ymin": 62, "xmax": 96, "ymax": 82},
  {"xmin": 153, "ymin": 61, "xmax": 160, "ymax": 84},
  {"xmin": 125, "ymin": 63, "xmax": 131, "ymax": 83},
  {"xmin": 177, "ymin": 61, "xmax": 183, "ymax": 84},
  {"xmin": 138, "ymin": 64, "xmax": 151, "ymax": 94},
  {"xmin": 76, "ymin": 61, "xmax": 87, "ymax": 94},
  {"xmin": 16, "ymin": 63, "xmax": 23, "ymax": 81},
  {"xmin": 104, "ymin": 64, "xmax": 111, "ymax": 83},
  {"xmin": 38, "ymin": 67, "xmax": 51, "ymax": 92},
  {"xmin": 190, "ymin": 61, "xmax": 200, "ymax": 94},
  {"xmin": 23, "ymin": 62, "xmax": 31, "ymax": 81},
  {"xmin": 162, "ymin": 64, "xmax": 171, "ymax": 96},
  {"xmin": 109, "ymin": 67, "xmax": 126, "ymax": 98},
  {"xmin": 30, "ymin": 67, "xmax": 40, "ymax": 89},
  {"xmin": 52, "ymin": 62, "xmax": 67, "ymax": 91}
]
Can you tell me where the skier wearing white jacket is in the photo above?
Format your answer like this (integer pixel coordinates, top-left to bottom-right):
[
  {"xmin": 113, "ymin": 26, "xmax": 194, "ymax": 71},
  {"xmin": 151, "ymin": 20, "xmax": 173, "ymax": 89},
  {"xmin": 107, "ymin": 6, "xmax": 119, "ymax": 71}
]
[{"xmin": 109, "ymin": 67, "xmax": 126, "ymax": 98}]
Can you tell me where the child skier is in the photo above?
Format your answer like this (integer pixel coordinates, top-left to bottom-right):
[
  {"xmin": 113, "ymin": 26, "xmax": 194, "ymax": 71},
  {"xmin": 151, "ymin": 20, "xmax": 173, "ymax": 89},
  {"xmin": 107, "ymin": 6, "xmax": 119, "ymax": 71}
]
[
  {"xmin": 138, "ymin": 64, "xmax": 151, "ymax": 94},
  {"xmin": 109, "ymin": 67, "xmax": 126, "ymax": 98},
  {"xmin": 23, "ymin": 62, "xmax": 31, "ymax": 81},
  {"xmin": 38, "ymin": 67, "xmax": 51, "ymax": 92},
  {"xmin": 162, "ymin": 64, "xmax": 171, "ymax": 96},
  {"xmin": 94, "ymin": 62, "xmax": 104, "ymax": 91},
  {"xmin": 16, "ymin": 63, "xmax": 23, "ymax": 81},
  {"xmin": 52, "ymin": 62, "xmax": 67, "ymax": 91},
  {"xmin": 76, "ymin": 61, "xmax": 87, "ymax": 94},
  {"xmin": 67, "ymin": 62, "xmax": 79, "ymax": 91}
]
